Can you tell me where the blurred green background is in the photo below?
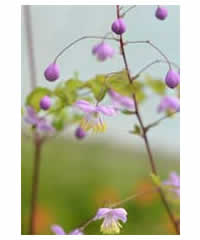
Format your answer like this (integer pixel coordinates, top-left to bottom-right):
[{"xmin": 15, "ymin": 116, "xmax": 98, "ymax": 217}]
[
  {"xmin": 21, "ymin": 5, "xmax": 180, "ymax": 235},
  {"xmin": 21, "ymin": 136, "xmax": 179, "ymax": 235}
]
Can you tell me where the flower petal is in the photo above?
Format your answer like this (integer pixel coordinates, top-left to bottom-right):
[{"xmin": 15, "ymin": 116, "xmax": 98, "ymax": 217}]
[
  {"xmin": 94, "ymin": 208, "xmax": 113, "ymax": 220},
  {"xmin": 111, "ymin": 208, "xmax": 128, "ymax": 223},
  {"xmin": 69, "ymin": 229, "xmax": 84, "ymax": 235},
  {"xmin": 75, "ymin": 100, "xmax": 96, "ymax": 113},
  {"xmin": 51, "ymin": 225, "xmax": 66, "ymax": 235},
  {"xmin": 97, "ymin": 105, "xmax": 117, "ymax": 116}
]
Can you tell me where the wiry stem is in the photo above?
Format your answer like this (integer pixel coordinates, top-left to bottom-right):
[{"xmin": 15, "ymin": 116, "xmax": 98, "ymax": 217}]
[
  {"xmin": 54, "ymin": 35, "xmax": 119, "ymax": 63},
  {"xmin": 29, "ymin": 134, "xmax": 43, "ymax": 234},
  {"xmin": 133, "ymin": 59, "xmax": 179, "ymax": 80},
  {"xmin": 116, "ymin": 5, "xmax": 179, "ymax": 234}
]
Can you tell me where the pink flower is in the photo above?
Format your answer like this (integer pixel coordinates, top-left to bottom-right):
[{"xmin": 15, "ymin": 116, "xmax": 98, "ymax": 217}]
[
  {"xmin": 94, "ymin": 208, "xmax": 127, "ymax": 234},
  {"xmin": 158, "ymin": 96, "xmax": 180, "ymax": 113},
  {"xmin": 23, "ymin": 107, "xmax": 54, "ymax": 132},
  {"xmin": 75, "ymin": 100, "xmax": 117, "ymax": 133},
  {"xmin": 51, "ymin": 225, "xmax": 83, "ymax": 235},
  {"xmin": 163, "ymin": 172, "xmax": 180, "ymax": 196}
]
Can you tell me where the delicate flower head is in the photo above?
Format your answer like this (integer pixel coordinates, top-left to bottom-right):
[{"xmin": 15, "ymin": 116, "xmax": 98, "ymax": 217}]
[
  {"xmin": 44, "ymin": 63, "xmax": 60, "ymax": 81},
  {"xmin": 108, "ymin": 89, "xmax": 135, "ymax": 110},
  {"xmin": 94, "ymin": 208, "xmax": 127, "ymax": 234},
  {"xmin": 163, "ymin": 172, "xmax": 180, "ymax": 196},
  {"xmin": 155, "ymin": 6, "xmax": 168, "ymax": 20},
  {"xmin": 165, "ymin": 69, "xmax": 180, "ymax": 88},
  {"xmin": 40, "ymin": 96, "xmax": 51, "ymax": 110},
  {"xmin": 111, "ymin": 18, "xmax": 126, "ymax": 35},
  {"xmin": 158, "ymin": 96, "xmax": 180, "ymax": 113},
  {"xmin": 24, "ymin": 106, "xmax": 54, "ymax": 132},
  {"xmin": 92, "ymin": 42, "xmax": 115, "ymax": 61},
  {"xmin": 75, "ymin": 100, "xmax": 116, "ymax": 133},
  {"xmin": 51, "ymin": 225, "xmax": 83, "ymax": 235},
  {"xmin": 75, "ymin": 126, "xmax": 86, "ymax": 139}
]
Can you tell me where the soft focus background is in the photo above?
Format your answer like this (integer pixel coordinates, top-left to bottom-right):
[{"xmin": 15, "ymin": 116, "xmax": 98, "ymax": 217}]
[{"xmin": 21, "ymin": 5, "xmax": 180, "ymax": 235}]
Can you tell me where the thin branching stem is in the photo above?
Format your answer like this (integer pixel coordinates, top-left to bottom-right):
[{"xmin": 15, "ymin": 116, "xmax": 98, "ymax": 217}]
[
  {"xmin": 116, "ymin": 4, "xmax": 179, "ymax": 235},
  {"xmin": 133, "ymin": 59, "xmax": 179, "ymax": 80},
  {"xmin": 54, "ymin": 35, "xmax": 119, "ymax": 63}
]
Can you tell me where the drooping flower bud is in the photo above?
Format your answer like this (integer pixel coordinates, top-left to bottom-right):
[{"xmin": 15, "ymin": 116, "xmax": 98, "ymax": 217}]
[
  {"xmin": 155, "ymin": 6, "xmax": 168, "ymax": 20},
  {"xmin": 92, "ymin": 42, "xmax": 115, "ymax": 61},
  {"xmin": 75, "ymin": 127, "xmax": 86, "ymax": 139},
  {"xmin": 44, "ymin": 63, "xmax": 60, "ymax": 81},
  {"xmin": 40, "ymin": 96, "xmax": 51, "ymax": 110},
  {"xmin": 111, "ymin": 18, "xmax": 126, "ymax": 35},
  {"xmin": 165, "ymin": 69, "xmax": 180, "ymax": 88}
]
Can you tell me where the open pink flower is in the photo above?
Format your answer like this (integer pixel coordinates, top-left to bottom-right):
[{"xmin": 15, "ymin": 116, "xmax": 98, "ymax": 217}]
[
  {"xmin": 94, "ymin": 208, "xmax": 127, "ymax": 234},
  {"xmin": 51, "ymin": 225, "xmax": 83, "ymax": 235},
  {"xmin": 75, "ymin": 100, "xmax": 117, "ymax": 133},
  {"xmin": 158, "ymin": 96, "xmax": 180, "ymax": 113},
  {"xmin": 23, "ymin": 107, "xmax": 54, "ymax": 132},
  {"xmin": 163, "ymin": 172, "xmax": 180, "ymax": 196}
]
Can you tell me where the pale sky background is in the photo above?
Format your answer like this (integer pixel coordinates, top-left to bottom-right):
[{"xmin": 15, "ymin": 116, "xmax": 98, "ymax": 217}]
[{"xmin": 21, "ymin": 5, "xmax": 180, "ymax": 153}]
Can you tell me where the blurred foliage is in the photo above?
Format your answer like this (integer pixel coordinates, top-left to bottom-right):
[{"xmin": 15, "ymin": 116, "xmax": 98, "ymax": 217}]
[{"xmin": 21, "ymin": 136, "xmax": 179, "ymax": 235}]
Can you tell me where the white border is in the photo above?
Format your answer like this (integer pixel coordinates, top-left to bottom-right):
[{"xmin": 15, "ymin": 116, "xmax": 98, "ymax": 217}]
[{"xmin": 5, "ymin": 0, "xmax": 200, "ymax": 239}]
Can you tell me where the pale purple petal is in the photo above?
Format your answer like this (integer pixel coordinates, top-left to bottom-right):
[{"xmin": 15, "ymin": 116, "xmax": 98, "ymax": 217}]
[
  {"xmin": 37, "ymin": 119, "xmax": 54, "ymax": 132},
  {"xmin": 158, "ymin": 96, "xmax": 180, "ymax": 113},
  {"xmin": 94, "ymin": 208, "xmax": 113, "ymax": 220},
  {"xmin": 97, "ymin": 105, "xmax": 117, "ymax": 116},
  {"xmin": 51, "ymin": 225, "xmax": 66, "ymax": 235},
  {"xmin": 24, "ymin": 107, "xmax": 39, "ymax": 125},
  {"xmin": 75, "ymin": 100, "xmax": 96, "ymax": 113},
  {"xmin": 109, "ymin": 90, "xmax": 135, "ymax": 110},
  {"xmin": 69, "ymin": 229, "xmax": 84, "ymax": 235},
  {"xmin": 163, "ymin": 172, "xmax": 180, "ymax": 196},
  {"xmin": 111, "ymin": 208, "xmax": 127, "ymax": 223}
]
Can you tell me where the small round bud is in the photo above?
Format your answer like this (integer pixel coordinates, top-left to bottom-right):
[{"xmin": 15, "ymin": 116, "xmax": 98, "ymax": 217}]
[
  {"xmin": 92, "ymin": 42, "xmax": 115, "ymax": 61},
  {"xmin": 44, "ymin": 63, "xmax": 60, "ymax": 81},
  {"xmin": 40, "ymin": 96, "xmax": 51, "ymax": 110},
  {"xmin": 165, "ymin": 70, "xmax": 180, "ymax": 88},
  {"xmin": 155, "ymin": 6, "xmax": 168, "ymax": 20},
  {"xmin": 111, "ymin": 18, "xmax": 126, "ymax": 35},
  {"xmin": 75, "ymin": 127, "xmax": 86, "ymax": 139}
]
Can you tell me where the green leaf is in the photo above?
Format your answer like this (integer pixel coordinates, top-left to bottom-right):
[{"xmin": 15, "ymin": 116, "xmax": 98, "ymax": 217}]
[
  {"xmin": 85, "ymin": 74, "xmax": 108, "ymax": 101},
  {"xmin": 145, "ymin": 74, "xmax": 166, "ymax": 95},
  {"xmin": 129, "ymin": 124, "xmax": 142, "ymax": 136},
  {"xmin": 26, "ymin": 87, "xmax": 52, "ymax": 112},
  {"xmin": 150, "ymin": 173, "xmax": 161, "ymax": 187},
  {"xmin": 54, "ymin": 79, "xmax": 82, "ymax": 106},
  {"xmin": 65, "ymin": 78, "xmax": 83, "ymax": 92},
  {"xmin": 52, "ymin": 109, "xmax": 68, "ymax": 131},
  {"xmin": 107, "ymin": 71, "xmax": 147, "ymax": 103},
  {"xmin": 121, "ymin": 110, "xmax": 136, "ymax": 115}
]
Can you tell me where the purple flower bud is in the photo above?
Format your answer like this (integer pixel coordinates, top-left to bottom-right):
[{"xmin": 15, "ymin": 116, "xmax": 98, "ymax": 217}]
[
  {"xmin": 44, "ymin": 63, "xmax": 60, "ymax": 81},
  {"xmin": 75, "ymin": 127, "xmax": 86, "ymax": 139},
  {"xmin": 92, "ymin": 42, "xmax": 115, "ymax": 61},
  {"xmin": 111, "ymin": 18, "xmax": 126, "ymax": 35},
  {"xmin": 155, "ymin": 6, "xmax": 168, "ymax": 20},
  {"xmin": 165, "ymin": 70, "xmax": 180, "ymax": 88},
  {"xmin": 40, "ymin": 96, "xmax": 51, "ymax": 110}
]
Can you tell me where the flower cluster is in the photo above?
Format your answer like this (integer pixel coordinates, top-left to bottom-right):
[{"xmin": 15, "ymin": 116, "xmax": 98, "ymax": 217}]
[{"xmin": 23, "ymin": 107, "xmax": 54, "ymax": 133}]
